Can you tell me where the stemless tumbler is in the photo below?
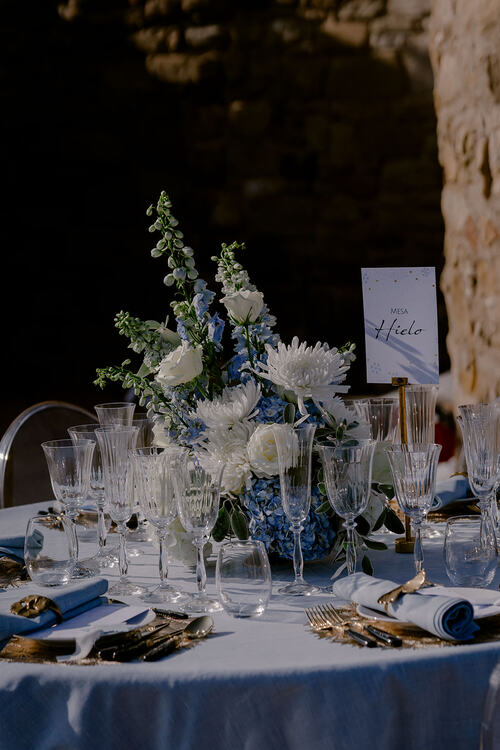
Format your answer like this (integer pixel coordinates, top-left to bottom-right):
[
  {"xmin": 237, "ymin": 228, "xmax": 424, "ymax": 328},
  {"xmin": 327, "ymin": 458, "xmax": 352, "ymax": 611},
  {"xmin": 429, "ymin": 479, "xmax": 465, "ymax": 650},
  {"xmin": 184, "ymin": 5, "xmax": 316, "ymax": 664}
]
[
  {"xmin": 95, "ymin": 402, "xmax": 136, "ymax": 426},
  {"xmin": 25, "ymin": 514, "xmax": 77, "ymax": 586},
  {"xmin": 444, "ymin": 515, "xmax": 497, "ymax": 587},
  {"xmin": 216, "ymin": 540, "xmax": 272, "ymax": 618}
]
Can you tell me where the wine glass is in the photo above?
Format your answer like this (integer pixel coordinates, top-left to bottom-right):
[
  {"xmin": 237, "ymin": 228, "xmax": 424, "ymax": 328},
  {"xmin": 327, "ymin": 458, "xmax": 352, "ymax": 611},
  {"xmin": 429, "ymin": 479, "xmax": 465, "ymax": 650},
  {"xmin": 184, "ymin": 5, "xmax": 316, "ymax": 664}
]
[
  {"xmin": 67, "ymin": 423, "xmax": 117, "ymax": 568},
  {"xmin": 131, "ymin": 446, "xmax": 186, "ymax": 604},
  {"xmin": 128, "ymin": 413, "xmax": 156, "ymax": 544},
  {"xmin": 95, "ymin": 425, "xmax": 148, "ymax": 597},
  {"xmin": 457, "ymin": 404, "xmax": 500, "ymax": 534},
  {"xmin": 272, "ymin": 423, "xmax": 319, "ymax": 596},
  {"xmin": 405, "ymin": 385, "xmax": 438, "ymax": 444},
  {"xmin": 318, "ymin": 440, "xmax": 376, "ymax": 576},
  {"xmin": 175, "ymin": 456, "xmax": 224, "ymax": 614},
  {"xmin": 94, "ymin": 402, "xmax": 135, "ymax": 426},
  {"xmin": 41, "ymin": 438, "xmax": 98, "ymax": 579},
  {"xmin": 385, "ymin": 443, "xmax": 442, "ymax": 574}
]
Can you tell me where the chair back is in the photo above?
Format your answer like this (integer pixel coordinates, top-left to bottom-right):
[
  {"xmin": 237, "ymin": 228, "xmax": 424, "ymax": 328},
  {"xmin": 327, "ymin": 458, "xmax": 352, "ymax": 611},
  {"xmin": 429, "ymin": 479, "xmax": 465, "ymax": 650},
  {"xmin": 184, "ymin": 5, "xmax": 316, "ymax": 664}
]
[{"xmin": 0, "ymin": 401, "xmax": 96, "ymax": 508}]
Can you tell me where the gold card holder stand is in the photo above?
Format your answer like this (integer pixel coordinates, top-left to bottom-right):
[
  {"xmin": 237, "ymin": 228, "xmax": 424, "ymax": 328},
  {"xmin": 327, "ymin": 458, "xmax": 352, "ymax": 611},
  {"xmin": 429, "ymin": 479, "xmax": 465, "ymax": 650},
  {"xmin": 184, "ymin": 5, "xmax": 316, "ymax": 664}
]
[{"xmin": 392, "ymin": 377, "xmax": 415, "ymax": 554}]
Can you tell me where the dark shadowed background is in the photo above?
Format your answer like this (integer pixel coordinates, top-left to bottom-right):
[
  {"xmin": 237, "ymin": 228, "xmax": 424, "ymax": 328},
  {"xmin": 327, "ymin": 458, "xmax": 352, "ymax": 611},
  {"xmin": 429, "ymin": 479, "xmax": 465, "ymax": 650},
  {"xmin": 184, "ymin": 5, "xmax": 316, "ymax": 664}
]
[{"xmin": 0, "ymin": 0, "xmax": 447, "ymax": 434}]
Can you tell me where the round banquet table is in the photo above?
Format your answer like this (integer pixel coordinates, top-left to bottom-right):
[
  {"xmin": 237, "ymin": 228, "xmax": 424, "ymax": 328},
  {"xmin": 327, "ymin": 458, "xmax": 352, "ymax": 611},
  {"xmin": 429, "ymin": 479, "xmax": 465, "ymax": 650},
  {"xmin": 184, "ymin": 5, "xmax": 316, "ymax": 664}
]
[{"xmin": 1, "ymin": 501, "xmax": 500, "ymax": 750}]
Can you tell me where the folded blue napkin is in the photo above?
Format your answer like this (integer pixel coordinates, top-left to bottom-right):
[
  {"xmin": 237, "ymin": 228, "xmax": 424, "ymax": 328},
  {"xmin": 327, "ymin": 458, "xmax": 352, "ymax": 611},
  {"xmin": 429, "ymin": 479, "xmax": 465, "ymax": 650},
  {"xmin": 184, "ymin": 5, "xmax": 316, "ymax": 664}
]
[
  {"xmin": 432, "ymin": 476, "xmax": 472, "ymax": 510},
  {"xmin": 332, "ymin": 572, "xmax": 478, "ymax": 641},
  {"xmin": 0, "ymin": 577, "xmax": 108, "ymax": 644},
  {"xmin": 0, "ymin": 535, "xmax": 27, "ymax": 563}
]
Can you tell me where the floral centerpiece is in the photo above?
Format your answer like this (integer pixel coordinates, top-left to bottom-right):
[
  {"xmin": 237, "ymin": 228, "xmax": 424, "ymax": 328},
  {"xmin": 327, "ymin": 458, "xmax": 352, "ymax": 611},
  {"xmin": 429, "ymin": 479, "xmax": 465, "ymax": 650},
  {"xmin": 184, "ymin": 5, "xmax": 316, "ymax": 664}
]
[{"xmin": 95, "ymin": 191, "xmax": 403, "ymax": 571}]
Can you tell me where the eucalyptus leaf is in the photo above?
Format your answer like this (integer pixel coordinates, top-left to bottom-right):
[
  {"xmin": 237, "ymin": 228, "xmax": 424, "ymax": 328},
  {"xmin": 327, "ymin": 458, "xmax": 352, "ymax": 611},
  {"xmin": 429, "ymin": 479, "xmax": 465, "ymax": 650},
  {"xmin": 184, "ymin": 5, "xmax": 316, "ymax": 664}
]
[
  {"xmin": 371, "ymin": 510, "xmax": 386, "ymax": 532},
  {"xmin": 363, "ymin": 538, "xmax": 388, "ymax": 551},
  {"xmin": 383, "ymin": 507, "xmax": 405, "ymax": 534},
  {"xmin": 318, "ymin": 482, "xmax": 327, "ymax": 496},
  {"xmin": 212, "ymin": 507, "xmax": 231, "ymax": 543},
  {"xmin": 361, "ymin": 555, "xmax": 374, "ymax": 576},
  {"xmin": 230, "ymin": 510, "xmax": 249, "ymax": 540},
  {"xmin": 316, "ymin": 500, "xmax": 331, "ymax": 514},
  {"xmin": 355, "ymin": 515, "xmax": 370, "ymax": 537},
  {"xmin": 378, "ymin": 484, "xmax": 395, "ymax": 498},
  {"xmin": 283, "ymin": 403, "xmax": 296, "ymax": 425}
]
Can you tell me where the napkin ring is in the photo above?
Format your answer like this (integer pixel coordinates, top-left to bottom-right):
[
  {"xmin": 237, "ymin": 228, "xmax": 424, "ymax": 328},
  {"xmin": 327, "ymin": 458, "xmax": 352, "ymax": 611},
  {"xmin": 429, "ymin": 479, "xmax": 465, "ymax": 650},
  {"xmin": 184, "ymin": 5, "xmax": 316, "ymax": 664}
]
[
  {"xmin": 11, "ymin": 595, "xmax": 63, "ymax": 623},
  {"xmin": 377, "ymin": 570, "xmax": 428, "ymax": 613}
]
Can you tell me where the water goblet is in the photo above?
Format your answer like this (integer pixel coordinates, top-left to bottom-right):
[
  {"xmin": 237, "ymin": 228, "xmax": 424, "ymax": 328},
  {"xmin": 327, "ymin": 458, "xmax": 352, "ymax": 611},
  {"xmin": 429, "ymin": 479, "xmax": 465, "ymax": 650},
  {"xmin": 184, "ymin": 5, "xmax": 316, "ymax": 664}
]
[
  {"xmin": 96, "ymin": 425, "xmax": 148, "ymax": 597},
  {"xmin": 216, "ymin": 539, "xmax": 272, "ymax": 618},
  {"xmin": 444, "ymin": 515, "xmax": 497, "ymax": 588},
  {"xmin": 385, "ymin": 443, "xmax": 442, "ymax": 574},
  {"xmin": 25, "ymin": 514, "xmax": 77, "ymax": 586},
  {"xmin": 41, "ymin": 438, "xmax": 98, "ymax": 579},
  {"xmin": 318, "ymin": 440, "xmax": 376, "ymax": 576},
  {"xmin": 94, "ymin": 401, "xmax": 136, "ymax": 426},
  {"xmin": 67, "ymin": 423, "xmax": 116, "ymax": 568},
  {"xmin": 175, "ymin": 457, "xmax": 224, "ymax": 614},
  {"xmin": 405, "ymin": 385, "xmax": 438, "ymax": 444},
  {"xmin": 128, "ymin": 413, "xmax": 156, "ymax": 544},
  {"xmin": 272, "ymin": 423, "xmax": 319, "ymax": 596},
  {"xmin": 131, "ymin": 446, "xmax": 186, "ymax": 604}
]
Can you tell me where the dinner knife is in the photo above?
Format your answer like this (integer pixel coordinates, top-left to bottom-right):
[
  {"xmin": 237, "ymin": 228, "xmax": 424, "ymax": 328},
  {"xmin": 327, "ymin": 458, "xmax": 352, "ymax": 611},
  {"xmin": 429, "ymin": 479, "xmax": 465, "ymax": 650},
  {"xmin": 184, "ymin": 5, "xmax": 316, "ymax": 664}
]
[{"xmin": 363, "ymin": 625, "xmax": 402, "ymax": 647}]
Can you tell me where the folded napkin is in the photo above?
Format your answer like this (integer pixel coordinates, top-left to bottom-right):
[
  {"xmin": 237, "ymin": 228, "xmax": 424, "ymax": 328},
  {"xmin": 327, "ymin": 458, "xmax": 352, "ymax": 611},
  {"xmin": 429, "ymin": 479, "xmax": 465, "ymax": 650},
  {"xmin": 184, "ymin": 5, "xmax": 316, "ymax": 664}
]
[
  {"xmin": 0, "ymin": 535, "xmax": 28, "ymax": 563},
  {"xmin": 0, "ymin": 577, "xmax": 108, "ymax": 644},
  {"xmin": 432, "ymin": 476, "xmax": 472, "ymax": 510},
  {"xmin": 332, "ymin": 572, "xmax": 479, "ymax": 641}
]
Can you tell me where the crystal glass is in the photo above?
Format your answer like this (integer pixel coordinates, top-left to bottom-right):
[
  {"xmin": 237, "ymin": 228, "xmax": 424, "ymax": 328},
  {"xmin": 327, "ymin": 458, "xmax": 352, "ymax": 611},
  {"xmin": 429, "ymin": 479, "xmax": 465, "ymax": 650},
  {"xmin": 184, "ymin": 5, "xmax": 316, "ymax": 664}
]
[
  {"xmin": 216, "ymin": 540, "xmax": 272, "ymax": 618},
  {"xmin": 128, "ymin": 413, "xmax": 156, "ymax": 544},
  {"xmin": 41, "ymin": 438, "xmax": 97, "ymax": 579},
  {"xmin": 405, "ymin": 385, "xmax": 438, "ymax": 444},
  {"xmin": 67, "ymin": 423, "xmax": 116, "ymax": 568},
  {"xmin": 444, "ymin": 515, "xmax": 497, "ymax": 587},
  {"xmin": 25, "ymin": 514, "xmax": 77, "ymax": 586},
  {"xmin": 95, "ymin": 425, "xmax": 148, "ymax": 597},
  {"xmin": 94, "ymin": 402, "xmax": 135, "ymax": 426},
  {"xmin": 386, "ymin": 443, "xmax": 442, "ymax": 574},
  {"xmin": 457, "ymin": 404, "xmax": 500, "ymax": 527},
  {"xmin": 175, "ymin": 457, "xmax": 224, "ymax": 613},
  {"xmin": 319, "ymin": 440, "xmax": 376, "ymax": 576},
  {"xmin": 131, "ymin": 446, "xmax": 185, "ymax": 604},
  {"xmin": 273, "ymin": 423, "xmax": 319, "ymax": 596}
]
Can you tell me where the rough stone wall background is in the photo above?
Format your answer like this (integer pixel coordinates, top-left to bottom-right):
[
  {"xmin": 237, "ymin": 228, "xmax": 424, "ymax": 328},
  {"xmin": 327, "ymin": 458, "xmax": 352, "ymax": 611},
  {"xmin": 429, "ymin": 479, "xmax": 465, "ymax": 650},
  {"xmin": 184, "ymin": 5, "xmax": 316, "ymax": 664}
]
[
  {"xmin": 1, "ymin": 0, "xmax": 445, "ymax": 428},
  {"xmin": 429, "ymin": 0, "xmax": 500, "ymax": 410}
]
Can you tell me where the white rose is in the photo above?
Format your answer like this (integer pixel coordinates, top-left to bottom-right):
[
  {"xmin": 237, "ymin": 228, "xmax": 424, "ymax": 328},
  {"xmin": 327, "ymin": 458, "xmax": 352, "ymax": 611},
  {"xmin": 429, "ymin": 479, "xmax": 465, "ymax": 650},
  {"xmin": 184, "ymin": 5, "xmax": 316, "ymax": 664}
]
[
  {"xmin": 220, "ymin": 289, "xmax": 264, "ymax": 323},
  {"xmin": 152, "ymin": 421, "xmax": 172, "ymax": 448},
  {"xmin": 157, "ymin": 324, "xmax": 181, "ymax": 346},
  {"xmin": 157, "ymin": 342, "xmax": 203, "ymax": 387},
  {"xmin": 247, "ymin": 424, "xmax": 280, "ymax": 478}
]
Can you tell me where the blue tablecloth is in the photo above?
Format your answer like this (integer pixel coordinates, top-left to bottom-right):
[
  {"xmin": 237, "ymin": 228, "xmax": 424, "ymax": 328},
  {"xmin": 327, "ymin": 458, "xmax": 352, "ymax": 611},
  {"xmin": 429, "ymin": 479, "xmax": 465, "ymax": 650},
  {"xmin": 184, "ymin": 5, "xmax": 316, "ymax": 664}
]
[{"xmin": 1, "ymin": 502, "xmax": 499, "ymax": 750}]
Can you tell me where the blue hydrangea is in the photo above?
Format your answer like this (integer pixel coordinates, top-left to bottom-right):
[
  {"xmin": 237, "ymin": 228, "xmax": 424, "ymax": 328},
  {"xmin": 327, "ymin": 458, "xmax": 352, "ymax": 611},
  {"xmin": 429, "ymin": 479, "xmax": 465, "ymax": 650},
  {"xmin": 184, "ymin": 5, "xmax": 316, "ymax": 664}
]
[
  {"xmin": 241, "ymin": 475, "xmax": 336, "ymax": 561},
  {"xmin": 254, "ymin": 395, "xmax": 286, "ymax": 423}
]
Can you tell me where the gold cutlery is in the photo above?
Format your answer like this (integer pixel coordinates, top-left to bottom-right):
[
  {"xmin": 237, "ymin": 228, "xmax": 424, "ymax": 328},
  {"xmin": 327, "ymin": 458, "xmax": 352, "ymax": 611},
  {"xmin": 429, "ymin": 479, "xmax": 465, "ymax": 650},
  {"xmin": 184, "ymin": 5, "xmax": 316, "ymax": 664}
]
[
  {"xmin": 305, "ymin": 604, "xmax": 378, "ymax": 647},
  {"xmin": 319, "ymin": 603, "xmax": 402, "ymax": 647}
]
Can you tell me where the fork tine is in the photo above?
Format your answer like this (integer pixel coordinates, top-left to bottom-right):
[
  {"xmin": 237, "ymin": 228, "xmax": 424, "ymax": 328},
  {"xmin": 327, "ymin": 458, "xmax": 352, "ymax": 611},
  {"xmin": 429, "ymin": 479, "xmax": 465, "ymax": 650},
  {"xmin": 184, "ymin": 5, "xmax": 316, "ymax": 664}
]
[{"xmin": 322, "ymin": 603, "xmax": 344, "ymax": 624}]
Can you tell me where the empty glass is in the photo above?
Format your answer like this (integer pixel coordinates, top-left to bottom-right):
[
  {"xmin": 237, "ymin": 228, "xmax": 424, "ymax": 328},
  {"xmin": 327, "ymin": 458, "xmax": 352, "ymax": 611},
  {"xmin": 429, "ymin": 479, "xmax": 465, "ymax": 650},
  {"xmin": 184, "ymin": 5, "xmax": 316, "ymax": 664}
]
[
  {"xmin": 216, "ymin": 540, "xmax": 272, "ymax": 617},
  {"xmin": 319, "ymin": 440, "xmax": 376, "ymax": 575},
  {"xmin": 405, "ymin": 385, "xmax": 438, "ymax": 444},
  {"xmin": 41, "ymin": 438, "xmax": 97, "ymax": 579},
  {"xmin": 25, "ymin": 514, "xmax": 77, "ymax": 586},
  {"xmin": 94, "ymin": 402, "xmax": 135, "ymax": 426},
  {"xmin": 386, "ymin": 443, "xmax": 442, "ymax": 574},
  {"xmin": 128, "ymin": 413, "xmax": 156, "ymax": 544},
  {"xmin": 444, "ymin": 516, "xmax": 497, "ymax": 587},
  {"xmin": 131, "ymin": 446, "xmax": 185, "ymax": 604},
  {"xmin": 273, "ymin": 423, "xmax": 319, "ymax": 596},
  {"xmin": 96, "ymin": 425, "xmax": 148, "ymax": 597},
  {"xmin": 67, "ymin": 423, "xmax": 116, "ymax": 568},
  {"xmin": 175, "ymin": 457, "xmax": 224, "ymax": 614}
]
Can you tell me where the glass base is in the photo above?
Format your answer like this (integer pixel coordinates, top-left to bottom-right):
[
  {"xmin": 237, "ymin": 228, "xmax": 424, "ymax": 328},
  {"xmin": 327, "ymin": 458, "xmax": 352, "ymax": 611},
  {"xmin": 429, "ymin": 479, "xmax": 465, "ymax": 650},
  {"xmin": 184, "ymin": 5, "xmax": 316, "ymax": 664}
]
[
  {"xmin": 141, "ymin": 584, "xmax": 188, "ymax": 605},
  {"xmin": 71, "ymin": 561, "xmax": 99, "ymax": 580},
  {"xmin": 89, "ymin": 549, "xmax": 119, "ymax": 569},
  {"xmin": 108, "ymin": 579, "xmax": 150, "ymax": 597},
  {"xmin": 182, "ymin": 593, "xmax": 222, "ymax": 614},
  {"xmin": 127, "ymin": 523, "xmax": 153, "ymax": 543},
  {"xmin": 278, "ymin": 580, "xmax": 320, "ymax": 596},
  {"xmin": 127, "ymin": 546, "xmax": 143, "ymax": 558}
]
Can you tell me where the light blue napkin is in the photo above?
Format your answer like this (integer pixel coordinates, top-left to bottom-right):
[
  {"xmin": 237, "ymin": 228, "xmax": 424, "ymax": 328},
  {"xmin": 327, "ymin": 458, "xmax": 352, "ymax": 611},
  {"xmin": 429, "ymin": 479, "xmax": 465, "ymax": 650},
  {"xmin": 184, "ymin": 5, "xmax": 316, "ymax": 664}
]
[
  {"xmin": 0, "ymin": 577, "xmax": 108, "ymax": 644},
  {"xmin": 432, "ymin": 476, "xmax": 472, "ymax": 510},
  {"xmin": 0, "ymin": 535, "xmax": 27, "ymax": 563},
  {"xmin": 332, "ymin": 572, "xmax": 479, "ymax": 641}
]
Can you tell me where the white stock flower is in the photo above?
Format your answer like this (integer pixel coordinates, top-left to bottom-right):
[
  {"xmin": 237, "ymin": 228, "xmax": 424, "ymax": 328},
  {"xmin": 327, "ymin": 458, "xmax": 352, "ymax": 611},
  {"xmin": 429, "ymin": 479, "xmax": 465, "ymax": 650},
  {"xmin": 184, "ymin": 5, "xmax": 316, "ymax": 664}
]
[
  {"xmin": 157, "ymin": 341, "xmax": 203, "ymax": 387},
  {"xmin": 247, "ymin": 424, "xmax": 280, "ymax": 478},
  {"xmin": 193, "ymin": 380, "xmax": 261, "ymax": 430},
  {"xmin": 261, "ymin": 337, "xmax": 351, "ymax": 415},
  {"xmin": 152, "ymin": 421, "xmax": 174, "ymax": 448},
  {"xmin": 220, "ymin": 289, "xmax": 264, "ymax": 323},
  {"xmin": 196, "ymin": 422, "xmax": 254, "ymax": 496}
]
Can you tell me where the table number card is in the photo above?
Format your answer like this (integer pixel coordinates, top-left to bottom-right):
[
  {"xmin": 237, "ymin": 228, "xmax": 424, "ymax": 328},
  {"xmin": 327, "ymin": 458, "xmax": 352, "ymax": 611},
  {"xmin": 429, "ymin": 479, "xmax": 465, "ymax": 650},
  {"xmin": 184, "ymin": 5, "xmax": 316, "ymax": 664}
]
[{"xmin": 361, "ymin": 267, "xmax": 439, "ymax": 385}]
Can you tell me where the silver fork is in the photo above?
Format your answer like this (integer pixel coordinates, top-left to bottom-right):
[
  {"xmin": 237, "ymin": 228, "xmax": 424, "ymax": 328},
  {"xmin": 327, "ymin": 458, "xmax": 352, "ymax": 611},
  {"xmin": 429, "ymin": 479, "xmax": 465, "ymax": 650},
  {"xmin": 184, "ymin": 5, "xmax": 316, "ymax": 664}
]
[
  {"xmin": 305, "ymin": 605, "xmax": 378, "ymax": 648},
  {"xmin": 321, "ymin": 603, "xmax": 402, "ymax": 648}
]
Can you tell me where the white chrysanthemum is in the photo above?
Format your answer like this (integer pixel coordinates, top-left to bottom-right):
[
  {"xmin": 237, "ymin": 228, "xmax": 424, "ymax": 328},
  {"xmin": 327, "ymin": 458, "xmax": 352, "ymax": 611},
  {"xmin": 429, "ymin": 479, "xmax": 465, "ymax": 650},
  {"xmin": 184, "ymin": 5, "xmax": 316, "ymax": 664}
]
[
  {"xmin": 193, "ymin": 380, "xmax": 261, "ymax": 430},
  {"xmin": 261, "ymin": 337, "xmax": 351, "ymax": 415},
  {"xmin": 247, "ymin": 424, "xmax": 280, "ymax": 478},
  {"xmin": 195, "ymin": 422, "xmax": 254, "ymax": 496},
  {"xmin": 320, "ymin": 396, "xmax": 370, "ymax": 440}
]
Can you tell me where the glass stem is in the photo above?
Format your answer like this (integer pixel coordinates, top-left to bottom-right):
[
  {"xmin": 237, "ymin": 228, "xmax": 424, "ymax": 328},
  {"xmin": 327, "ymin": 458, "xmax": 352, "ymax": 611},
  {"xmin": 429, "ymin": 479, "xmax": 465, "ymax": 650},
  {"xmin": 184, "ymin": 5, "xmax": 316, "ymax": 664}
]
[
  {"xmin": 413, "ymin": 517, "xmax": 424, "ymax": 572},
  {"xmin": 117, "ymin": 523, "xmax": 129, "ymax": 581},
  {"xmin": 159, "ymin": 529, "xmax": 168, "ymax": 586},
  {"xmin": 97, "ymin": 501, "xmax": 107, "ymax": 553},
  {"xmin": 65, "ymin": 508, "xmax": 80, "ymax": 561},
  {"xmin": 195, "ymin": 537, "xmax": 207, "ymax": 594},
  {"xmin": 343, "ymin": 518, "xmax": 357, "ymax": 575},
  {"xmin": 292, "ymin": 523, "xmax": 305, "ymax": 584}
]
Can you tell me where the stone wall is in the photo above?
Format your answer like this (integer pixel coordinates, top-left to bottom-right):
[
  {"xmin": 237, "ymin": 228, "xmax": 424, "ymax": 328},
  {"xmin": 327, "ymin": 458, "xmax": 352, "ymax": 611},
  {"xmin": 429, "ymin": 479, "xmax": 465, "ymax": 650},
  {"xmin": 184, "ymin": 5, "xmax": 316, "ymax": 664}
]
[
  {"xmin": 429, "ymin": 0, "xmax": 500, "ymax": 409},
  {"xmin": 1, "ymin": 0, "xmax": 445, "ymax": 429}
]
